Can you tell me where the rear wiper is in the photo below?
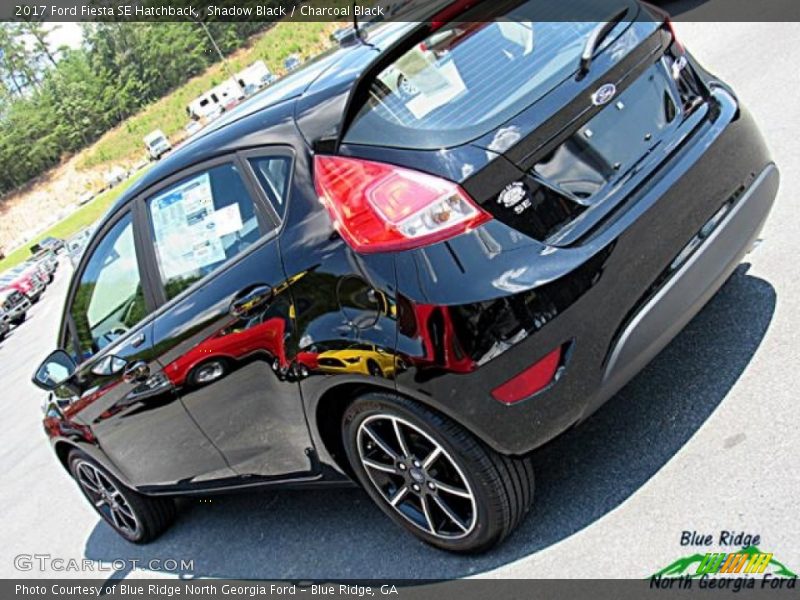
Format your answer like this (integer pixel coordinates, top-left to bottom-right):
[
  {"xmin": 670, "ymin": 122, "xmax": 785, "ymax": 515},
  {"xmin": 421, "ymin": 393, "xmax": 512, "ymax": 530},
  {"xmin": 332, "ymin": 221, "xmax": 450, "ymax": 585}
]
[{"xmin": 577, "ymin": 7, "xmax": 629, "ymax": 77}]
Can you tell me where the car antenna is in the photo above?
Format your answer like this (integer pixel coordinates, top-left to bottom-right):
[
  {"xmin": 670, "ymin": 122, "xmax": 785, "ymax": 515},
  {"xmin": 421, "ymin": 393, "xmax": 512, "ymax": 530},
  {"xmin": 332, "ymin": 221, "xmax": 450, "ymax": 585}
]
[
  {"xmin": 353, "ymin": 0, "xmax": 361, "ymax": 42},
  {"xmin": 352, "ymin": 0, "xmax": 376, "ymax": 48}
]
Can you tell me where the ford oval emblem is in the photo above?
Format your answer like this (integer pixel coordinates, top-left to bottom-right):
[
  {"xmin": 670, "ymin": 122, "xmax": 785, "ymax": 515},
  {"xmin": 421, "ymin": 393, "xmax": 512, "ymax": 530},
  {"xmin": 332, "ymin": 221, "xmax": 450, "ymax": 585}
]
[{"xmin": 591, "ymin": 83, "xmax": 617, "ymax": 106}]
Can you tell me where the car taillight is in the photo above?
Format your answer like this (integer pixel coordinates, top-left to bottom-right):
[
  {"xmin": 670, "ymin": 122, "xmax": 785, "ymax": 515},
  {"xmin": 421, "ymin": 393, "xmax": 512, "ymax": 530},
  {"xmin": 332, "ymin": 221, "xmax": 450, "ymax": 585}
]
[
  {"xmin": 491, "ymin": 347, "xmax": 562, "ymax": 405},
  {"xmin": 314, "ymin": 156, "xmax": 491, "ymax": 253},
  {"xmin": 642, "ymin": 1, "xmax": 684, "ymax": 53},
  {"xmin": 430, "ymin": 0, "xmax": 480, "ymax": 32}
]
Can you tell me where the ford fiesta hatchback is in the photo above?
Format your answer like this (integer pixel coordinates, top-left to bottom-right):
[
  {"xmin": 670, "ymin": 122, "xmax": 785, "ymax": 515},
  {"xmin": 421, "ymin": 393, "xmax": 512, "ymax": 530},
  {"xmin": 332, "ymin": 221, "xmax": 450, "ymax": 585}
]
[{"xmin": 34, "ymin": 2, "xmax": 778, "ymax": 553}]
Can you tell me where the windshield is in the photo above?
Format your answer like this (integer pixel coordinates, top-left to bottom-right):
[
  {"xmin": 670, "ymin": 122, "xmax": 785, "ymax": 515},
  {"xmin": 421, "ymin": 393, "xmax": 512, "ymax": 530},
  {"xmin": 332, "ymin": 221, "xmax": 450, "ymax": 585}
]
[{"xmin": 345, "ymin": 6, "xmax": 633, "ymax": 149}]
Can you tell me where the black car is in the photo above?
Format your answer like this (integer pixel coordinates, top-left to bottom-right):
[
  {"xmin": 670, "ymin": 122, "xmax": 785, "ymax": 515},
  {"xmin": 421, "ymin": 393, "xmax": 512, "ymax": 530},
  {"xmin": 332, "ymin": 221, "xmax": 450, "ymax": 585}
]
[
  {"xmin": 30, "ymin": 236, "xmax": 66, "ymax": 255},
  {"xmin": 33, "ymin": 2, "xmax": 778, "ymax": 553}
]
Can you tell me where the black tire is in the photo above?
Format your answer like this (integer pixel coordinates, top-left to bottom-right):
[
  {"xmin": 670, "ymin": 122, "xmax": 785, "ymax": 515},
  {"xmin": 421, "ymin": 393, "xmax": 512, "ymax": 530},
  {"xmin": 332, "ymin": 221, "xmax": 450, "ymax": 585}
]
[
  {"xmin": 12, "ymin": 313, "xmax": 26, "ymax": 326},
  {"xmin": 341, "ymin": 392, "xmax": 534, "ymax": 553},
  {"xmin": 68, "ymin": 449, "xmax": 176, "ymax": 544}
]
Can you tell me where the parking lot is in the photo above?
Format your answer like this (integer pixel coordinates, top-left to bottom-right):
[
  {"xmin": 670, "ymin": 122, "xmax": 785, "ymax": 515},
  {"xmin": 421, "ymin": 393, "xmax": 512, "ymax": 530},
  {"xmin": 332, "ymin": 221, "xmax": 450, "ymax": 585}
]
[{"xmin": 1, "ymin": 16, "xmax": 799, "ymax": 580}]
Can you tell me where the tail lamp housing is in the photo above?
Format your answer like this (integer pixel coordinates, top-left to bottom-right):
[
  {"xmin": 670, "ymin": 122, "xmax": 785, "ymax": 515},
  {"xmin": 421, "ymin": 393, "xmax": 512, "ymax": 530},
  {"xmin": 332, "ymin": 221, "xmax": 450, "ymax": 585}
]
[{"xmin": 314, "ymin": 155, "xmax": 491, "ymax": 253}]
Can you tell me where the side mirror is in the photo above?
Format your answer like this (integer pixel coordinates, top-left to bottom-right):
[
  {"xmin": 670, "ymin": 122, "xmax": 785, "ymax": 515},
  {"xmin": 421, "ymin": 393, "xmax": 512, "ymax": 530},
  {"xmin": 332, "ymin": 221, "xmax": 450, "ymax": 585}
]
[{"xmin": 33, "ymin": 350, "xmax": 77, "ymax": 391}]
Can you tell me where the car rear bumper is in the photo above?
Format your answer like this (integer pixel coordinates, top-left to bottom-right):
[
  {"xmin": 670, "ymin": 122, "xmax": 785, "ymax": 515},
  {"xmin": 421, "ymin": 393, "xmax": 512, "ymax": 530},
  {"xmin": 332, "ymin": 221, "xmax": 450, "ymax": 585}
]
[
  {"xmin": 596, "ymin": 164, "xmax": 777, "ymax": 414},
  {"xmin": 394, "ymin": 88, "xmax": 778, "ymax": 456}
]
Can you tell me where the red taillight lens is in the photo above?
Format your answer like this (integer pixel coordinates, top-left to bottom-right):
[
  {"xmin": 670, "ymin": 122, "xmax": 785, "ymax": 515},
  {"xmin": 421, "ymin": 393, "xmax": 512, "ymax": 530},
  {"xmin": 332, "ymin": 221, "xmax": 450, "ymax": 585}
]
[
  {"xmin": 314, "ymin": 156, "xmax": 491, "ymax": 253},
  {"xmin": 665, "ymin": 17, "xmax": 684, "ymax": 54},
  {"xmin": 430, "ymin": 0, "xmax": 480, "ymax": 32},
  {"xmin": 491, "ymin": 347, "xmax": 562, "ymax": 405},
  {"xmin": 642, "ymin": 1, "xmax": 684, "ymax": 53}
]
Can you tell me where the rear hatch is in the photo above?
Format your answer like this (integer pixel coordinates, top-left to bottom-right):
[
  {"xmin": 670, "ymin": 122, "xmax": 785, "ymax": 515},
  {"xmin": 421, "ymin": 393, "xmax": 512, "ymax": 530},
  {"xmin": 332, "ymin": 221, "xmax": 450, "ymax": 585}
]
[{"xmin": 340, "ymin": 0, "xmax": 710, "ymax": 246}]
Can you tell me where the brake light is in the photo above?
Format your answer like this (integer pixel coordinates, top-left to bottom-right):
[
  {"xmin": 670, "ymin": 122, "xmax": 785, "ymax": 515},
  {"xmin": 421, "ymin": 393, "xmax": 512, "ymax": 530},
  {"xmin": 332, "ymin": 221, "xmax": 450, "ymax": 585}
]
[
  {"xmin": 314, "ymin": 156, "xmax": 491, "ymax": 253},
  {"xmin": 642, "ymin": 1, "xmax": 684, "ymax": 53},
  {"xmin": 665, "ymin": 17, "xmax": 684, "ymax": 54},
  {"xmin": 430, "ymin": 0, "xmax": 480, "ymax": 32},
  {"xmin": 491, "ymin": 347, "xmax": 562, "ymax": 404}
]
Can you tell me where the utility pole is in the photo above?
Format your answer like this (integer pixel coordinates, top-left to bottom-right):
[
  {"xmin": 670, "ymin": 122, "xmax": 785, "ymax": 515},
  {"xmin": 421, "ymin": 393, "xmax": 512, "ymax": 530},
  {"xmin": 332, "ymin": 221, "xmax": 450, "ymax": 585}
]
[{"xmin": 198, "ymin": 20, "xmax": 244, "ymax": 91}]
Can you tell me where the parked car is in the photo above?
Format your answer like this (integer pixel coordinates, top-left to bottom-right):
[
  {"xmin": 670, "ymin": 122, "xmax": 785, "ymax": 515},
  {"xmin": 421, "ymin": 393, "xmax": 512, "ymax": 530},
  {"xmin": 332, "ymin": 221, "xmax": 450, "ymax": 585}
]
[
  {"xmin": 143, "ymin": 130, "xmax": 172, "ymax": 161},
  {"xmin": 331, "ymin": 26, "xmax": 359, "ymax": 47},
  {"xmin": 66, "ymin": 229, "xmax": 93, "ymax": 267},
  {"xmin": 30, "ymin": 236, "xmax": 65, "ymax": 254},
  {"xmin": 34, "ymin": 4, "xmax": 778, "ymax": 553},
  {"xmin": 283, "ymin": 54, "xmax": 301, "ymax": 72},
  {"xmin": 0, "ymin": 310, "xmax": 10, "ymax": 341},
  {"xmin": 1, "ymin": 264, "xmax": 45, "ymax": 302},
  {"xmin": 0, "ymin": 288, "xmax": 30, "ymax": 327},
  {"xmin": 27, "ymin": 249, "xmax": 58, "ymax": 281},
  {"xmin": 24, "ymin": 259, "xmax": 53, "ymax": 285},
  {"xmin": 184, "ymin": 120, "xmax": 203, "ymax": 137}
]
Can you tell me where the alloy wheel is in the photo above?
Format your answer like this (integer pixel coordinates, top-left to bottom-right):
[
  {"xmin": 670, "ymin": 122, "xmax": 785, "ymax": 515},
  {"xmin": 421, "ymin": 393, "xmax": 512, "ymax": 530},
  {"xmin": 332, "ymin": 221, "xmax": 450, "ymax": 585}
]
[
  {"xmin": 74, "ymin": 460, "xmax": 141, "ymax": 538},
  {"xmin": 356, "ymin": 414, "xmax": 477, "ymax": 540}
]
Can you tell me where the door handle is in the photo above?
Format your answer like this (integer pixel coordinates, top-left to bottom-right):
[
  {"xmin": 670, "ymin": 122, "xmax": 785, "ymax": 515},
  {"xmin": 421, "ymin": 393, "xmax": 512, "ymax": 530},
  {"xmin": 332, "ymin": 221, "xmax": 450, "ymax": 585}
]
[
  {"xmin": 230, "ymin": 284, "xmax": 273, "ymax": 318},
  {"xmin": 123, "ymin": 361, "xmax": 150, "ymax": 384}
]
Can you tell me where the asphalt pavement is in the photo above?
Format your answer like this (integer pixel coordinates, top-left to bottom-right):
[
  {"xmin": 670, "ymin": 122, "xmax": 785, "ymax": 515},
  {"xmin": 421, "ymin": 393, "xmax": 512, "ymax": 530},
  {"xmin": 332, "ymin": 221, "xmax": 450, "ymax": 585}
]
[{"xmin": 0, "ymin": 16, "xmax": 798, "ymax": 580}]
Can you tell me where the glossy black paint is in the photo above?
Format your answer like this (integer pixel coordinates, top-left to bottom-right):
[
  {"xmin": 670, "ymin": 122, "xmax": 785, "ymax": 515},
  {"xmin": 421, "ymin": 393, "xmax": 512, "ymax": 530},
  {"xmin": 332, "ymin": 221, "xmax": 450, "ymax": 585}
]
[{"xmin": 40, "ymin": 9, "xmax": 777, "ymax": 498}]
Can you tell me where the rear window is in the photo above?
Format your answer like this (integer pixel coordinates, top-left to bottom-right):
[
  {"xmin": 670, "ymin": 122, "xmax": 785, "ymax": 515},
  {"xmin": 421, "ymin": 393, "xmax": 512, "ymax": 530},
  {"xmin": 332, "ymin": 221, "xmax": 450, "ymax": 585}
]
[{"xmin": 344, "ymin": 8, "xmax": 633, "ymax": 150}]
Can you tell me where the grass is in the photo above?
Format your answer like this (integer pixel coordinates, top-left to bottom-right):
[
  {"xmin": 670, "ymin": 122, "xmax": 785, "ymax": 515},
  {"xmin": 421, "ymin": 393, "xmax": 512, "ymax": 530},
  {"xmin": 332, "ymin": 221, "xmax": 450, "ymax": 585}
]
[
  {"xmin": 78, "ymin": 21, "xmax": 340, "ymax": 170},
  {"xmin": 0, "ymin": 167, "xmax": 151, "ymax": 272}
]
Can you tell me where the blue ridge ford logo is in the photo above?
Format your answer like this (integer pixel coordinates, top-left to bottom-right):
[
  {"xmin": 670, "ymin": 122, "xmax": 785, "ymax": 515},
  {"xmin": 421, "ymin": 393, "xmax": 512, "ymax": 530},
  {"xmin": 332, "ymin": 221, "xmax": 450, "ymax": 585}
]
[{"xmin": 591, "ymin": 83, "xmax": 617, "ymax": 106}]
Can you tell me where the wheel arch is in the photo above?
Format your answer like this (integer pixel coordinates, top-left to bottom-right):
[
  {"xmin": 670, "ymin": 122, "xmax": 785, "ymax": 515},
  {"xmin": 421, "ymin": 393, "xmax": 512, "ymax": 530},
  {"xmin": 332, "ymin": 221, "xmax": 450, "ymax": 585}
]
[
  {"xmin": 310, "ymin": 377, "xmax": 480, "ymax": 479},
  {"xmin": 51, "ymin": 437, "xmax": 132, "ymax": 488}
]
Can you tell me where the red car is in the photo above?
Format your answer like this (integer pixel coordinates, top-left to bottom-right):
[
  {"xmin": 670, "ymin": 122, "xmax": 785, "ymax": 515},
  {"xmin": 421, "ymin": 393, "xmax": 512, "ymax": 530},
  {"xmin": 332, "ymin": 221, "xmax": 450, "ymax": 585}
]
[
  {"xmin": 0, "ymin": 264, "xmax": 45, "ymax": 302},
  {"xmin": 164, "ymin": 313, "xmax": 288, "ymax": 388}
]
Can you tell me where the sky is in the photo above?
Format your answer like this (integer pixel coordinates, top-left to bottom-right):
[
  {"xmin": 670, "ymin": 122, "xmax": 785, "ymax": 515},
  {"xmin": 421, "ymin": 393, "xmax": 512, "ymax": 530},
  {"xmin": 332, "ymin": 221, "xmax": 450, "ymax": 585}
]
[{"xmin": 44, "ymin": 22, "xmax": 84, "ymax": 52}]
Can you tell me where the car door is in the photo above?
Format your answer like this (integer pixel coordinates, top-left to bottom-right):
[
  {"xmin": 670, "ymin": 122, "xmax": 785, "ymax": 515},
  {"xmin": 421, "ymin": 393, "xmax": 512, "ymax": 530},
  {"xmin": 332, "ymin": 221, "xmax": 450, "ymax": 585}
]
[
  {"xmin": 143, "ymin": 151, "xmax": 316, "ymax": 480},
  {"xmin": 62, "ymin": 210, "xmax": 234, "ymax": 489}
]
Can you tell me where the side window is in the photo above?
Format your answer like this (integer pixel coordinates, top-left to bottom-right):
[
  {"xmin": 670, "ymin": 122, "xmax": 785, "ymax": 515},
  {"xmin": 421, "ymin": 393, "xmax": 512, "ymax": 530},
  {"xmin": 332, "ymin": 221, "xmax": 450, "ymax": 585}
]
[
  {"xmin": 147, "ymin": 162, "xmax": 262, "ymax": 300},
  {"xmin": 248, "ymin": 156, "xmax": 292, "ymax": 220},
  {"xmin": 70, "ymin": 213, "xmax": 147, "ymax": 358}
]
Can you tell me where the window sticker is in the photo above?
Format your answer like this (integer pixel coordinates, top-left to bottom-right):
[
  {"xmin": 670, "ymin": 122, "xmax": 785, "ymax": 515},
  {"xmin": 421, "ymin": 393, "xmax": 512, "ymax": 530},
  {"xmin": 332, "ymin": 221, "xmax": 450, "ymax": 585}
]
[
  {"xmin": 151, "ymin": 172, "xmax": 227, "ymax": 279},
  {"xmin": 212, "ymin": 203, "xmax": 244, "ymax": 237}
]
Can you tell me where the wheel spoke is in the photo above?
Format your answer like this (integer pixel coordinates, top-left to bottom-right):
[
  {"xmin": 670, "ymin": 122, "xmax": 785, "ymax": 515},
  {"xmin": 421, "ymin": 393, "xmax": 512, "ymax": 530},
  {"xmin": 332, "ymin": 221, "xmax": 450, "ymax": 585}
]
[
  {"xmin": 362, "ymin": 426, "xmax": 399, "ymax": 461},
  {"xmin": 109, "ymin": 506, "xmax": 124, "ymax": 530},
  {"xmin": 96, "ymin": 471, "xmax": 114, "ymax": 493},
  {"xmin": 433, "ymin": 495, "xmax": 468, "ymax": 533},
  {"xmin": 94, "ymin": 499, "xmax": 106, "ymax": 508},
  {"xmin": 421, "ymin": 495, "xmax": 436, "ymax": 534},
  {"xmin": 362, "ymin": 458, "xmax": 397, "ymax": 475},
  {"xmin": 392, "ymin": 419, "xmax": 410, "ymax": 458},
  {"xmin": 79, "ymin": 466, "xmax": 101, "ymax": 488},
  {"xmin": 422, "ymin": 446, "xmax": 442, "ymax": 469},
  {"xmin": 78, "ymin": 473, "xmax": 102, "ymax": 494},
  {"xmin": 116, "ymin": 502, "xmax": 135, "ymax": 519},
  {"xmin": 430, "ymin": 478, "xmax": 471, "ymax": 498},
  {"xmin": 389, "ymin": 486, "xmax": 408, "ymax": 507}
]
